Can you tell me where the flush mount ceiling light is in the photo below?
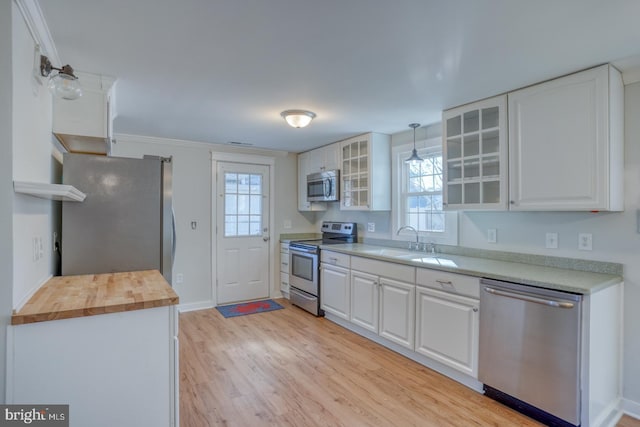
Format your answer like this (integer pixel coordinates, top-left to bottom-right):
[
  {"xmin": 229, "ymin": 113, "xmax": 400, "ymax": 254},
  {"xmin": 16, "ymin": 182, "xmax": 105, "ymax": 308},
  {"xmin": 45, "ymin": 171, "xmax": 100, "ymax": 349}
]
[
  {"xmin": 405, "ymin": 123, "xmax": 424, "ymax": 164},
  {"xmin": 40, "ymin": 55, "xmax": 82, "ymax": 100},
  {"xmin": 280, "ymin": 110, "xmax": 316, "ymax": 128}
]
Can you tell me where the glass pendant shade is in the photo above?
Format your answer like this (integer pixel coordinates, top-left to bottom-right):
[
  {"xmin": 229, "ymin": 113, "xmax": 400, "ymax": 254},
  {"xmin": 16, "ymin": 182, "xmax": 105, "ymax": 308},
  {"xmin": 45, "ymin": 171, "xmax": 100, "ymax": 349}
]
[
  {"xmin": 281, "ymin": 110, "xmax": 316, "ymax": 128},
  {"xmin": 48, "ymin": 73, "xmax": 83, "ymax": 100},
  {"xmin": 405, "ymin": 123, "xmax": 424, "ymax": 164}
]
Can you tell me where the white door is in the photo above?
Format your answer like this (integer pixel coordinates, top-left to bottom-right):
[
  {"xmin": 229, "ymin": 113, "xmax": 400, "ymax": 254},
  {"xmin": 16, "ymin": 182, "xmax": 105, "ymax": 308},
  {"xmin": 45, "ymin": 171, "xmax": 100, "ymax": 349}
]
[{"xmin": 216, "ymin": 162, "xmax": 270, "ymax": 304}]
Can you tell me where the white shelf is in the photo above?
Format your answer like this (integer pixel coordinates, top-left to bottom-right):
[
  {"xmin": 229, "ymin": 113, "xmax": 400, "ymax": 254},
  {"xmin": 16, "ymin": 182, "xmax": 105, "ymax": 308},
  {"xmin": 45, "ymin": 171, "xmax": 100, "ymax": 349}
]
[{"xmin": 13, "ymin": 181, "xmax": 86, "ymax": 202}]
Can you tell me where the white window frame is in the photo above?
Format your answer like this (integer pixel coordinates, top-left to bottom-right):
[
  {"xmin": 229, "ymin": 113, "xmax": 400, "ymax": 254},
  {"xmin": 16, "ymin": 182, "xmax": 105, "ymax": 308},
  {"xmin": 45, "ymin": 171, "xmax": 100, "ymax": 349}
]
[{"xmin": 391, "ymin": 137, "xmax": 458, "ymax": 246}]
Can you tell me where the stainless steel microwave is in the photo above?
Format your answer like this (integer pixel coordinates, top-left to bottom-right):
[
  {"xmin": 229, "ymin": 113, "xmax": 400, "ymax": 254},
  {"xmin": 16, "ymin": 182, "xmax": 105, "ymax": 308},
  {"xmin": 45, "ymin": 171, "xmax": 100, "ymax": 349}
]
[{"xmin": 307, "ymin": 170, "xmax": 339, "ymax": 202}]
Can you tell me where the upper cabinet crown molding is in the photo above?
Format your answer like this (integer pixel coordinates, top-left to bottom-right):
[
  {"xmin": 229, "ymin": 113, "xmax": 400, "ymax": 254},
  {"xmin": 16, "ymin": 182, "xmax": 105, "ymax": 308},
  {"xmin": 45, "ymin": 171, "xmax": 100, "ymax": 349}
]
[{"xmin": 508, "ymin": 64, "xmax": 623, "ymax": 211}]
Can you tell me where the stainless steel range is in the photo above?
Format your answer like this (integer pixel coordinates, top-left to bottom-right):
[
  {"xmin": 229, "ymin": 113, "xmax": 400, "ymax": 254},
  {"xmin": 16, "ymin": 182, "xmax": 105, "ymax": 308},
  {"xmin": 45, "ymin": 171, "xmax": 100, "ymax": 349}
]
[{"xmin": 288, "ymin": 222, "xmax": 357, "ymax": 316}]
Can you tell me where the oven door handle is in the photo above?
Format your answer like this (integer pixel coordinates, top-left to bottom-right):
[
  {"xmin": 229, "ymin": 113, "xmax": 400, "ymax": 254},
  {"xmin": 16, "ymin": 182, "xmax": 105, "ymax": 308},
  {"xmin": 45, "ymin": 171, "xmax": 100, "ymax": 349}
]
[{"xmin": 290, "ymin": 247, "xmax": 318, "ymax": 255}]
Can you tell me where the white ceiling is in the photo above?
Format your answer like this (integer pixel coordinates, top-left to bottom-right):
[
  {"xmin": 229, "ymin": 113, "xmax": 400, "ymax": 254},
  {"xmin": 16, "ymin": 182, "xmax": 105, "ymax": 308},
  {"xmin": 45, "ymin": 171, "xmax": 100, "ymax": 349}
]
[{"xmin": 38, "ymin": 0, "xmax": 640, "ymax": 153}]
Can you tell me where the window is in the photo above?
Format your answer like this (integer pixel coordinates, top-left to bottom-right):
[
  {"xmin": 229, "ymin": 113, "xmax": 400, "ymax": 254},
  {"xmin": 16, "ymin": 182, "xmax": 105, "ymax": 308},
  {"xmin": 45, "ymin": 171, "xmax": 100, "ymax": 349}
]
[
  {"xmin": 224, "ymin": 173, "xmax": 262, "ymax": 237},
  {"xmin": 405, "ymin": 154, "xmax": 444, "ymax": 232},
  {"xmin": 392, "ymin": 137, "xmax": 458, "ymax": 245}
]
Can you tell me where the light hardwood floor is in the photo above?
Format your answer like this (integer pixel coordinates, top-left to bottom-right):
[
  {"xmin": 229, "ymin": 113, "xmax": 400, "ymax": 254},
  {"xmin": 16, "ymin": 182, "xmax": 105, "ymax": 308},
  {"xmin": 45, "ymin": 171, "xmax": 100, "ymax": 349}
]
[{"xmin": 180, "ymin": 299, "xmax": 639, "ymax": 427}]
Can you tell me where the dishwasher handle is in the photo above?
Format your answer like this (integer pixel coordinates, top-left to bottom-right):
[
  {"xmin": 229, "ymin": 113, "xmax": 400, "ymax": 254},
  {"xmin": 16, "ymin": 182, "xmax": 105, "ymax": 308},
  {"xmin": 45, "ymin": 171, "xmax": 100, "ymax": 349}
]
[{"xmin": 483, "ymin": 286, "xmax": 576, "ymax": 309}]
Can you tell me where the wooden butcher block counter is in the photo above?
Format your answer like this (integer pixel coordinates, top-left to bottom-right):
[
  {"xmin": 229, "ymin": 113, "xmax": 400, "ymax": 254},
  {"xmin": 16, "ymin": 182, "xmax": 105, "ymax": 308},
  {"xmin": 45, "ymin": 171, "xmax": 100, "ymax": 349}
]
[{"xmin": 12, "ymin": 269, "xmax": 179, "ymax": 325}]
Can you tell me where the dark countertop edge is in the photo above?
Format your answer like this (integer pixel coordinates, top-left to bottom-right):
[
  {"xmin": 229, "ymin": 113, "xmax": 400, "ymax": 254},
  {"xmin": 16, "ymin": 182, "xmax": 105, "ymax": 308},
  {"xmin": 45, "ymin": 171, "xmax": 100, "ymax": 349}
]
[{"xmin": 320, "ymin": 243, "xmax": 623, "ymax": 295}]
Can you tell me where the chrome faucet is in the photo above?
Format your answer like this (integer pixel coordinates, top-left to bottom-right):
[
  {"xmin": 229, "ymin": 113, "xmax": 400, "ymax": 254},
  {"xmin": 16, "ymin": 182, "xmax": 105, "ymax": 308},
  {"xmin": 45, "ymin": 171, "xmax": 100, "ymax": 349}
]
[{"xmin": 396, "ymin": 225, "xmax": 419, "ymax": 249}]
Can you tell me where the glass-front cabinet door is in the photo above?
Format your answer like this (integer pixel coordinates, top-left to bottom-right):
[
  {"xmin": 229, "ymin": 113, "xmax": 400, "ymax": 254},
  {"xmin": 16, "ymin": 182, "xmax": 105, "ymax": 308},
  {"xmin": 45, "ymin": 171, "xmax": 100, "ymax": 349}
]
[
  {"xmin": 339, "ymin": 132, "xmax": 391, "ymax": 211},
  {"xmin": 443, "ymin": 95, "xmax": 507, "ymax": 210},
  {"xmin": 341, "ymin": 137, "xmax": 369, "ymax": 209}
]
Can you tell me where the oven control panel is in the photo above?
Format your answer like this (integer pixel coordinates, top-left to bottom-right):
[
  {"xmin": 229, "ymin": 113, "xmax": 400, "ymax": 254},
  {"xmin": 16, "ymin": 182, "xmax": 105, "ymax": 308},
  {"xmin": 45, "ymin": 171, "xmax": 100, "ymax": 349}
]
[{"xmin": 321, "ymin": 222, "xmax": 356, "ymax": 235}]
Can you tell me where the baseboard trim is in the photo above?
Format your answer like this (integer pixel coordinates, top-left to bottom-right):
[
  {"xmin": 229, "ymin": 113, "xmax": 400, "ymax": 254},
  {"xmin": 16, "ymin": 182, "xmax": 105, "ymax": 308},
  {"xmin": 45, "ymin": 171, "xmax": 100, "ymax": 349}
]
[
  {"xmin": 622, "ymin": 398, "xmax": 640, "ymax": 420},
  {"xmin": 177, "ymin": 300, "xmax": 215, "ymax": 313}
]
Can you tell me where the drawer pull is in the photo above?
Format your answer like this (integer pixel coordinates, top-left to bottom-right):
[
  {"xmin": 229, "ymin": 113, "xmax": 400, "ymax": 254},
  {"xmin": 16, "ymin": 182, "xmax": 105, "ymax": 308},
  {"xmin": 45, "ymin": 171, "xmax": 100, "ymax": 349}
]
[
  {"xmin": 473, "ymin": 307, "xmax": 478, "ymax": 312},
  {"xmin": 436, "ymin": 280, "xmax": 453, "ymax": 286}
]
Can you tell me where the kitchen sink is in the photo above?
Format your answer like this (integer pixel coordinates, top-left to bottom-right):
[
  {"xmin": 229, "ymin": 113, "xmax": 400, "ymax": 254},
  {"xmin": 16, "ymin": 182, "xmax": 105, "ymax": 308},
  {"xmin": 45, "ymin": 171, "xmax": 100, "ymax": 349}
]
[
  {"xmin": 359, "ymin": 248, "xmax": 417, "ymax": 258},
  {"xmin": 406, "ymin": 256, "xmax": 458, "ymax": 267}
]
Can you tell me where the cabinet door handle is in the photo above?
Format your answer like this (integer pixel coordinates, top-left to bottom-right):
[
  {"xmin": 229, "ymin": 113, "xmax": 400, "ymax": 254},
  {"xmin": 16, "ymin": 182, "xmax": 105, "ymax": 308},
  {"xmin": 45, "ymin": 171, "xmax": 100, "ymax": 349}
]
[{"xmin": 472, "ymin": 307, "xmax": 478, "ymax": 312}]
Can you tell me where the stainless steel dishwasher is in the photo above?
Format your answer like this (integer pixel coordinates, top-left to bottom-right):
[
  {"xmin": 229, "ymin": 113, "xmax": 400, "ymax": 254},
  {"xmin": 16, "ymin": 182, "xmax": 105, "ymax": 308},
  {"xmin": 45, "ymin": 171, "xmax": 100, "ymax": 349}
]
[{"xmin": 479, "ymin": 278, "xmax": 582, "ymax": 427}]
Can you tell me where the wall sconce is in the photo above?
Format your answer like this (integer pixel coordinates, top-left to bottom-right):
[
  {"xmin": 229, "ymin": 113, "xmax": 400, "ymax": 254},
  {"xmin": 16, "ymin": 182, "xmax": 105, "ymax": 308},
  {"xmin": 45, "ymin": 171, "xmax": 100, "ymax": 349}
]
[
  {"xmin": 280, "ymin": 110, "xmax": 316, "ymax": 128},
  {"xmin": 40, "ymin": 55, "xmax": 82, "ymax": 100}
]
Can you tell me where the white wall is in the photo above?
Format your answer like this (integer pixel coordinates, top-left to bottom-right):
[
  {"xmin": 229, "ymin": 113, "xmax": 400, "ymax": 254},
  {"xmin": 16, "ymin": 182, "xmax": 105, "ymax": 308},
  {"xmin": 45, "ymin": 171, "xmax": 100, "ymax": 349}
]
[
  {"xmin": 0, "ymin": 0, "xmax": 14, "ymax": 404},
  {"xmin": 11, "ymin": 2, "xmax": 58, "ymax": 309}
]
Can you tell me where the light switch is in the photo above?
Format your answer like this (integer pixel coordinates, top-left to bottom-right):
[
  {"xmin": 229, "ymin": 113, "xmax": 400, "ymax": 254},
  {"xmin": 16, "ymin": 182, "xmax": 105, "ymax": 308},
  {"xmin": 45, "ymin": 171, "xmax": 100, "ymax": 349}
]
[{"xmin": 487, "ymin": 229, "xmax": 497, "ymax": 243}]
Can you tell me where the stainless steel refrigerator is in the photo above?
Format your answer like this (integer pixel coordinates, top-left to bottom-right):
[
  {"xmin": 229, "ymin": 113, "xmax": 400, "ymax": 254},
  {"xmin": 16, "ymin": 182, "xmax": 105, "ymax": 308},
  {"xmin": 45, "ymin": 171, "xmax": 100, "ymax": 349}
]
[{"xmin": 61, "ymin": 153, "xmax": 175, "ymax": 284}]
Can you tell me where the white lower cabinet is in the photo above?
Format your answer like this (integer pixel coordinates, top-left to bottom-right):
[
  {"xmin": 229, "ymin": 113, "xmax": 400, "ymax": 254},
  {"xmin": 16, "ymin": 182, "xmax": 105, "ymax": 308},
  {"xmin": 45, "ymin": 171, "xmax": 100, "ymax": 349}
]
[
  {"xmin": 415, "ymin": 286, "xmax": 479, "ymax": 377},
  {"xmin": 7, "ymin": 306, "xmax": 179, "ymax": 427},
  {"xmin": 350, "ymin": 270, "xmax": 379, "ymax": 333},
  {"xmin": 379, "ymin": 277, "xmax": 415, "ymax": 350},
  {"xmin": 349, "ymin": 256, "xmax": 416, "ymax": 350},
  {"xmin": 280, "ymin": 243, "xmax": 290, "ymax": 298},
  {"xmin": 321, "ymin": 264, "xmax": 351, "ymax": 319},
  {"xmin": 323, "ymin": 253, "xmax": 482, "ymax": 391}
]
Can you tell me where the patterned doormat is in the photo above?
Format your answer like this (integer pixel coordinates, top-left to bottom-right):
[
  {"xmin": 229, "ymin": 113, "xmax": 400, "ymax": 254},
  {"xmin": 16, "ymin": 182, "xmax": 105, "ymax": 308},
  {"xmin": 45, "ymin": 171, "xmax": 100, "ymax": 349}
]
[{"xmin": 216, "ymin": 299, "xmax": 284, "ymax": 318}]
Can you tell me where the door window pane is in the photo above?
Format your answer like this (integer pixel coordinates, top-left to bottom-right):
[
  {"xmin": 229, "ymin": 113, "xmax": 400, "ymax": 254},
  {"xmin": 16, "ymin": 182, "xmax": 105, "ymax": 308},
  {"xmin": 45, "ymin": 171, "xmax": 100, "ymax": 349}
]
[{"xmin": 224, "ymin": 172, "xmax": 263, "ymax": 237}]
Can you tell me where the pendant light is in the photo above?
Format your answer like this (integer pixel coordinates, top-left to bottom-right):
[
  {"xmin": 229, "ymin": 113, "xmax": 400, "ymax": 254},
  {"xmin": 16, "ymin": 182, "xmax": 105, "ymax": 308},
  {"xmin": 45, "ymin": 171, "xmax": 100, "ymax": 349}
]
[{"xmin": 405, "ymin": 123, "xmax": 423, "ymax": 164}]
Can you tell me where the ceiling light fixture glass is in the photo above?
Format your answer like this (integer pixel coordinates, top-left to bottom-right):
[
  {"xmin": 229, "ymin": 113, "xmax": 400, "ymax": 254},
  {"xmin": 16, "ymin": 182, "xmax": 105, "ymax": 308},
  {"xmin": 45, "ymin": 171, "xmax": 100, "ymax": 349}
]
[
  {"xmin": 280, "ymin": 110, "xmax": 316, "ymax": 128},
  {"xmin": 40, "ymin": 55, "xmax": 83, "ymax": 100},
  {"xmin": 405, "ymin": 123, "xmax": 424, "ymax": 164}
]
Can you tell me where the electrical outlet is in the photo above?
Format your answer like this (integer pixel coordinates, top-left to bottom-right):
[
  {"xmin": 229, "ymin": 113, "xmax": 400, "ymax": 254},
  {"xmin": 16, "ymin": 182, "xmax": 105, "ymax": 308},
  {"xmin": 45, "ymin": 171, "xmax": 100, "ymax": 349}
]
[
  {"xmin": 578, "ymin": 233, "xmax": 593, "ymax": 251},
  {"xmin": 176, "ymin": 273, "xmax": 184, "ymax": 284},
  {"xmin": 487, "ymin": 228, "xmax": 497, "ymax": 243},
  {"xmin": 545, "ymin": 232, "xmax": 558, "ymax": 249},
  {"xmin": 53, "ymin": 231, "xmax": 58, "ymax": 252},
  {"xmin": 367, "ymin": 222, "xmax": 375, "ymax": 232},
  {"xmin": 38, "ymin": 237, "xmax": 44, "ymax": 259},
  {"xmin": 32, "ymin": 237, "xmax": 38, "ymax": 261},
  {"xmin": 283, "ymin": 219, "xmax": 292, "ymax": 229}
]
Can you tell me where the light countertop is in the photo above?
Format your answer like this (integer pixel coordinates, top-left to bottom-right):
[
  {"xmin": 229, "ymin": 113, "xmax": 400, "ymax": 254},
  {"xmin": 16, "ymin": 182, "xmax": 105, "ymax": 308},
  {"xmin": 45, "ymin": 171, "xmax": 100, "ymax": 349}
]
[
  {"xmin": 321, "ymin": 243, "xmax": 622, "ymax": 294},
  {"xmin": 12, "ymin": 270, "xmax": 179, "ymax": 325}
]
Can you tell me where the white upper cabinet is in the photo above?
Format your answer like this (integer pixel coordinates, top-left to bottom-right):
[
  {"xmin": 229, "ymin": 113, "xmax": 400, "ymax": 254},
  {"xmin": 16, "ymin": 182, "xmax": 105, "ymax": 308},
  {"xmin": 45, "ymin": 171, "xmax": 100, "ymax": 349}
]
[
  {"xmin": 53, "ymin": 72, "xmax": 116, "ymax": 156},
  {"xmin": 340, "ymin": 132, "xmax": 391, "ymax": 211},
  {"xmin": 443, "ymin": 95, "xmax": 508, "ymax": 210},
  {"xmin": 307, "ymin": 143, "xmax": 340, "ymax": 173},
  {"xmin": 297, "ymin": 151, "xmax": 327, "ymax": 212},
  {"xmin": 508, "ymin": 64, "xmax": 623, "ymax": 211}
]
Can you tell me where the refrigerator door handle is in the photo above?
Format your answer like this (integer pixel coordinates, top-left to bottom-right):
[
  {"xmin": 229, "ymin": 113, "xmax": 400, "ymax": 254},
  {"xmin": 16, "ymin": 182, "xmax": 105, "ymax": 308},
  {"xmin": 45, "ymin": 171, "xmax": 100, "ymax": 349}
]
[{"xmin": 171, "ymin": 208, "xmax": 177, "ymax": 263}]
